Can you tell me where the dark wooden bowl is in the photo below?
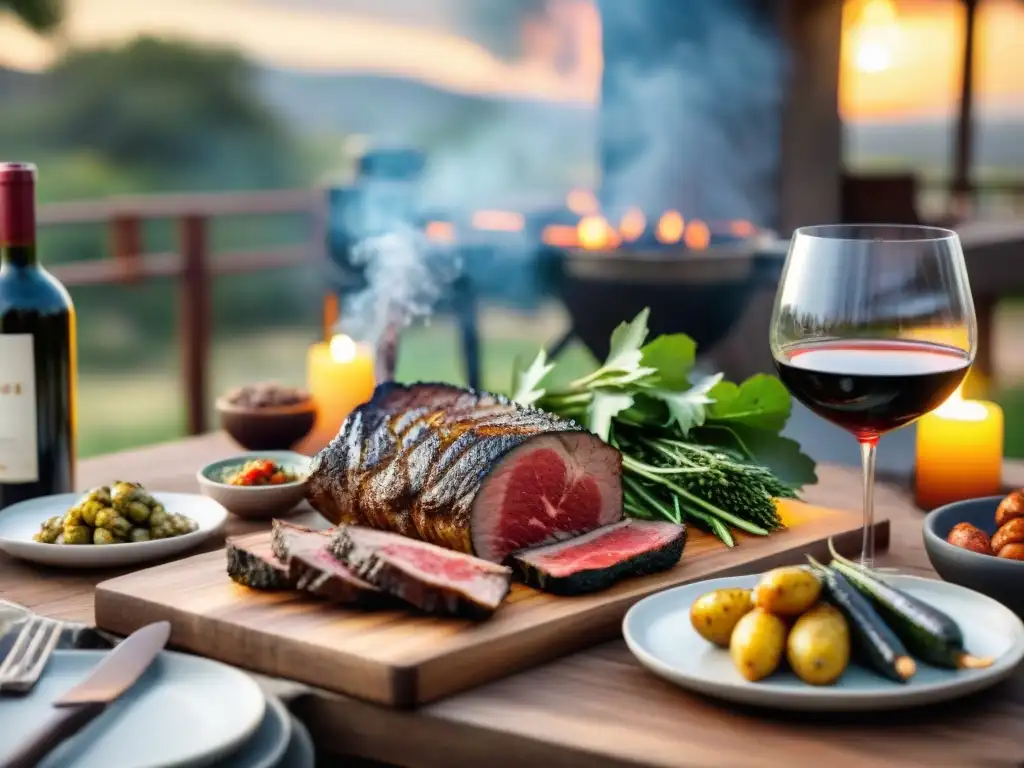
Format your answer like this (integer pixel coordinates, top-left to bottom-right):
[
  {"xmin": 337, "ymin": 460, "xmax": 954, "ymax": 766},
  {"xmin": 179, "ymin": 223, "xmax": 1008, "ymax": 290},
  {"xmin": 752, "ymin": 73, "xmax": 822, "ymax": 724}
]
[{"xmin": 215, "ymin": 397, "xmax": 317, "ymax": 451}]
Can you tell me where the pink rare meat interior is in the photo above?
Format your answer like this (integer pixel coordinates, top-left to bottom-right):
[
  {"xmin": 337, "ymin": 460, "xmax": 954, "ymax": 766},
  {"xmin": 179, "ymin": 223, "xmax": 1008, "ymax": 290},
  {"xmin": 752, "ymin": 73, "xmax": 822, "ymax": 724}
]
[
  {"xmin": 526, "ymin": 523, "xmax": 681, "ymax": 578},
  {"xmin": 495, "ymin": 448, "xmax": 604, "ymax": 553},
  {"xmin": 381, "ymin": 543, "xmax": 494, "ymax": 581}
]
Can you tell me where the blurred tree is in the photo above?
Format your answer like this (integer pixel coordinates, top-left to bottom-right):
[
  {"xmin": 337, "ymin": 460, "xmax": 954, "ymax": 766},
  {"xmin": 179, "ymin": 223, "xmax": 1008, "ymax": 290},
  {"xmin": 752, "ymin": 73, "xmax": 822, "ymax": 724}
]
[
  {"xmin": 31, "ymin": 37, "xmax": 299, "ymax": 190},
  {"xmin": 1, "ymin": 0, "xmax": 62, "ymax": 33}
]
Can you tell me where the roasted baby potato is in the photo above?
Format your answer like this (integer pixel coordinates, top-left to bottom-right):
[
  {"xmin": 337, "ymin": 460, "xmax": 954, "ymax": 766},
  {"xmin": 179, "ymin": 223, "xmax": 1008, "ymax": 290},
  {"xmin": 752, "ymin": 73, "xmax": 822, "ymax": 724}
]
[
  {"xmin": 786, "ymin": 603, "xmax": 851, "ymax": 686},
  {"xmin": 753, "ymin": 567, "xmax": 822, "ymax": 616},
  {"xmin": 729, "ymin": 608, "xmax": 788, "ymax": 682},
  {"xmin": 995, "ymin": 490, "xmax": 1024, "ymax": 528},
  {"xmin": 996, "ymin": 542, "xmax": 1024, "ymax": 560},
  {"xmin": 992, "ymin": 518, "xmax": 1024, "ymax": 554},
  {"xmin": 690, "ymin": 588, "xmax": 754, "ymax": 647},
  {"xmin": 946, "ymin": 522, "xmax": 993, "ymax": 556}
]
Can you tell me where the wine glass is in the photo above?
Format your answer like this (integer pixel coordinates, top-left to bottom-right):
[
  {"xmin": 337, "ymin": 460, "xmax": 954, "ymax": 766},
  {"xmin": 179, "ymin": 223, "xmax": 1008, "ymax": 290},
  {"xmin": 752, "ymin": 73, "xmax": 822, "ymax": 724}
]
[{"xmin": 769, "ymin": 225, "xmax": 977, "ymax": 568}]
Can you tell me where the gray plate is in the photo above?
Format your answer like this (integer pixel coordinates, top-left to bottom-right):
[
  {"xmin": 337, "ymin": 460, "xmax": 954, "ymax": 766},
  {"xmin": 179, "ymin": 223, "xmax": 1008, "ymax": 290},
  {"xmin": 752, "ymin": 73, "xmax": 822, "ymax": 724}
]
[
  {"xmin": 222, "ymin": 694, "xmax": 292, "ymax": 768},
  {"xmin": 0, "ymin": 650, "xmax": 265, "ymax": 767},
  {"xmin": 624, "ymin": 573, "xmax": 1024, "ymax": 712},
  {"xmin": 278, "ymin": 714, "xmax": 315, "ymax": 768}
]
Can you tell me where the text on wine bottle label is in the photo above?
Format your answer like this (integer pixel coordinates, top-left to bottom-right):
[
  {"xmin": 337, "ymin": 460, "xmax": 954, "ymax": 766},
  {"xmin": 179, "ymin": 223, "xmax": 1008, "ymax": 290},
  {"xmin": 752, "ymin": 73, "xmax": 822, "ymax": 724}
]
[{"xmin": 0, "ymin": 335, "xmax": 39, "ymax": 483}]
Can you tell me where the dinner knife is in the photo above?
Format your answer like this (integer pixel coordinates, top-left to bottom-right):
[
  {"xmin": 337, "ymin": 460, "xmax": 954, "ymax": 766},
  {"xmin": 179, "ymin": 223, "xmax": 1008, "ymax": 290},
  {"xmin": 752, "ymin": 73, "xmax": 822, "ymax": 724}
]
[{"xmin": 1, "ymin": 620, "xmax": 171, "ymax": 768}]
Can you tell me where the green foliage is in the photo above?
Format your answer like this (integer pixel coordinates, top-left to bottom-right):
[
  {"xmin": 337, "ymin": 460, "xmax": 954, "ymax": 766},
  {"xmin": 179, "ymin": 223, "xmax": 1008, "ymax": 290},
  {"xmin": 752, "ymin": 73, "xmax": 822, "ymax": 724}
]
[
  {"xmin": 1, "ymin": 0, "xmax": 62, "ymax": 33},
  {"xmin": 512, "ymin": 308, "xmax": 818, "ymax": 545}
]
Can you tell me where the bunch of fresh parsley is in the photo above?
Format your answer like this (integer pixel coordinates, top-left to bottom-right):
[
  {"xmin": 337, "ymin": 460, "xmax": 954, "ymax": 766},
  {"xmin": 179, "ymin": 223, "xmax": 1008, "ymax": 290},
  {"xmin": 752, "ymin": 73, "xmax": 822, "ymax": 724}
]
[{"xmin": 511, "ymin": 309, "xmax": 817, "ymax": 546}]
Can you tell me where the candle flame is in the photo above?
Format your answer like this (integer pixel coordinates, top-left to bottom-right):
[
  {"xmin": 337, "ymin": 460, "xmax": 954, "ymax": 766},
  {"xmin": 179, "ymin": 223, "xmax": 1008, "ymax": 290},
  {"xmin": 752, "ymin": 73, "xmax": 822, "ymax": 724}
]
[
  {"xmin": 329, "ymin": 333, "xmax": 358, "ymax": 364},
  {"xmin": 934, "ymin": 384, "xmax": 988, "ymax": 422}
]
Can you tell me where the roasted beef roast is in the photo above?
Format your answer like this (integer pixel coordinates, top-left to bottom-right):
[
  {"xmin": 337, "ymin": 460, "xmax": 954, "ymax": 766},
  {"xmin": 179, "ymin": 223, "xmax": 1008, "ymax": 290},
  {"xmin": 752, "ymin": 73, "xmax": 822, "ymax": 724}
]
[
  {"xmin": 306, "ymin": 382, "xmax": 623, "ymax": 563},
  {"xmin": 511, "ymin": 519, "xmax": 686, "ymax": 595},
  {"xmin": 331, "ymin": 525, "xmax": 513, "ymax": 619}
]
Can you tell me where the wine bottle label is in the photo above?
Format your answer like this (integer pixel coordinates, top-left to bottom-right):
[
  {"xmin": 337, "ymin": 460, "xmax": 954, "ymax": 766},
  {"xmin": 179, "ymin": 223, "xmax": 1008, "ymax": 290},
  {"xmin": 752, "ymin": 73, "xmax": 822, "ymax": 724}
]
[{"xmin": 0, "ymin": 335, "xmax": 39, "ymax": 483}]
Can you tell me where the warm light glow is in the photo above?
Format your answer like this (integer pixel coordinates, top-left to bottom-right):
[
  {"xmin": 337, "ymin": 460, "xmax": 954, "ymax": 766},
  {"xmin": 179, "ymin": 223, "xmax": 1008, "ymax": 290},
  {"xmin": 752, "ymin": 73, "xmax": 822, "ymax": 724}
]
[
  {"xmin": 424, "ymin": 221, "xmax": 456, "ymax": 243},
  {"xmin": 655, "ymin": 211, "xmax": 684, "ymax": 244},
  {"xmin": 619, "ymin": 208, "xmax": 646, "ymax": 242},
  {"xmin": 934, "ymin": 384, "xmax": 989, "ymax": 422},
  {"xmin": 541, "ymin": 224, "xmax": 578, "ymax": 248},
  {"xmin": 848, "ymin": 0, "xmax": 900, "ymax": 74},
  {"xmin": 578, "ymin": 215, "xmax": 618, "ymax": 250},
  {"xmin": 329, "ymin": 334, "xmax": 358, "ymax": 364},
  {"xmin": 566, "ymin": 188, "xmax": 599, "ymax": 216},
  {"xmin": 684, "ymin": 220, "xmax": 711, "ymax": 250},
  {"xmin": 471, "ymin": 210, "xmax": 525, "ymax": 232},
  {"xmin": 729, "ymin": 220, "xmax": 755, "ymax": 238}
]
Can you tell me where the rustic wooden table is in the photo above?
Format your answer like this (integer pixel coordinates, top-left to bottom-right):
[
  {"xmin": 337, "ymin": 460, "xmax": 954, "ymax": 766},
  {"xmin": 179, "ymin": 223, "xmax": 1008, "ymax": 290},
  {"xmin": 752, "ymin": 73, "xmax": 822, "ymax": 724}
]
[{"xmin": 2, "ymin": 432, "xmax": 1023, "ymax": 767}]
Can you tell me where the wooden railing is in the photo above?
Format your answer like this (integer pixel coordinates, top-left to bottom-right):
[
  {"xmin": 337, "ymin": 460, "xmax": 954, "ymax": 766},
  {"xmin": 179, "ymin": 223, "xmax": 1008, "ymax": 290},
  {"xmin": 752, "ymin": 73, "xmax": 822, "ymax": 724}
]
[{"xmin": 38, "ymin": 189, "xmax": 329, "ymax": 435}]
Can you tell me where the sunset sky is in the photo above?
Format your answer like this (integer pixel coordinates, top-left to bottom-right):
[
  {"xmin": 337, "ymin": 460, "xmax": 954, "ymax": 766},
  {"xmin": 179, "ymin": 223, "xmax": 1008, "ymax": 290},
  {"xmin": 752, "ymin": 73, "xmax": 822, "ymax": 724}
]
[{"xmin": 0, "ymin": 0, "xmax": 1021, "ymax": 121}]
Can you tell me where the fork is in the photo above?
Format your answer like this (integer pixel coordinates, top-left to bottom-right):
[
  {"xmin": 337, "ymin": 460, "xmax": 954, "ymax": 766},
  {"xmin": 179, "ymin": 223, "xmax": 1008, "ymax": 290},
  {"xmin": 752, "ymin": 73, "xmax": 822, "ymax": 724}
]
[{"xmin": 0, "ymin": 616, "xmax": 63, "ymax": 694}]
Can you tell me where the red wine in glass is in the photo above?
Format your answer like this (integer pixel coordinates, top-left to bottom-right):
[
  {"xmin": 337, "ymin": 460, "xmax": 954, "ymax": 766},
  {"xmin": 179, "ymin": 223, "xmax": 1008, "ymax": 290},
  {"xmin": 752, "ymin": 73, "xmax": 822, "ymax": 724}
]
[
  {"xmin": 774, "ymin": 339, "xmax": 971, "ymax": 443},
  {"xmin": 769, "ymin": 224, "xmax": 977, "ymax": 569}
]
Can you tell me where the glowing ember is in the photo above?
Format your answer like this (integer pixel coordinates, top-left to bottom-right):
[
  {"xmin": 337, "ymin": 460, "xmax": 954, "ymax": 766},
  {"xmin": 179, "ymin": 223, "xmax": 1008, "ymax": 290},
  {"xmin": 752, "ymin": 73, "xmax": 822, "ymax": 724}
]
[
  {"xmin": 472, "ymin": 210, "xmax": 525, "ymax": 232},
  {"xmin": 729, "ymin": 220, "xmax": 755, "ymax": 238},
  {"xmin": 578, "ymin": 215, "xmax": 618, "ymax": 250},
  {"xmin": 425, "ymin": 221, "xmax": 456, "ymax": 243},
  {"xmin": 618, "ymin": 208, "xmax": 646, "ymax": 242},
  {"xmin": 566, "ymin": 188, "xmax": 599, "ymax": 217},
  {"xmin": 541, "ymin": 224, "xmax": 579, "ymax": 248},
  {"xmin": 684, "ymin": 220, "xmax": 711, "ymax": 250},
  {"xmin": 655, "ymin": 211, "xmax": 684, "ymax": 244}
]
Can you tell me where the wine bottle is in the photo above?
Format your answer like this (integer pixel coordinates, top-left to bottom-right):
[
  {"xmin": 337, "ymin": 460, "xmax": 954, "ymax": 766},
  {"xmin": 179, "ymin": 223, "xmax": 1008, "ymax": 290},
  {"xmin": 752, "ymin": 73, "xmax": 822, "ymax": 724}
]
[{"xmin": 0, "ymin": 162, "xmax": 76, "ymax": 509}]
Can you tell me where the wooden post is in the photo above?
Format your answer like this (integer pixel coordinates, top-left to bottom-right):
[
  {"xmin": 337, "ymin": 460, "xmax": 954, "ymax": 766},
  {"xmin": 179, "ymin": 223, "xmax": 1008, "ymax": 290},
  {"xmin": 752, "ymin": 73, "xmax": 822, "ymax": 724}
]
[
  {"xmin": 110, "ymin": 215, "xmax": 142, "ymax": 282},
  {"xmin": 950, "ymin": 0, "xmax": 978, "ymax": 221},
  {"xmin": 179, "ymin": 215, "xmax": 210, "ymax": 435}
]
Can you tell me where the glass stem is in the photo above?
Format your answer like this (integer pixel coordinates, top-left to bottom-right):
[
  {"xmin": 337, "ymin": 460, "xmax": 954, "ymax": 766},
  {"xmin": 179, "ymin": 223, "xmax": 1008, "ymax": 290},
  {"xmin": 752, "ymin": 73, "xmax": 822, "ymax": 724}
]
[{"xmin": 859, "ymin": 439, "xmax": 878, "ymax": 568}]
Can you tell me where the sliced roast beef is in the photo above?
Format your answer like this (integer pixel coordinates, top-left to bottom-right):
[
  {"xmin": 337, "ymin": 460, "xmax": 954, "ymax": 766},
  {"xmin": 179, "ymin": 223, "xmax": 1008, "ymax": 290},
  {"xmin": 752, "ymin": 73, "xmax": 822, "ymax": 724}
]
[
  {"xmin": 270, "ymin": 519, "xmax": 381, "ymax": 605},
  {"xmin": 331, "ymin": 525, "xmax": 513, "ymax": 619},
  {"xmin": 226, "ymin": 535, "xmax": 292, "ymax": 590},
  {"xmin": 511, "ymin": 519, "xmax": 687, "ymax": 595},
  {"xmin": 307, "ymin": 382, "xmax": 623, "ymax": 563}
]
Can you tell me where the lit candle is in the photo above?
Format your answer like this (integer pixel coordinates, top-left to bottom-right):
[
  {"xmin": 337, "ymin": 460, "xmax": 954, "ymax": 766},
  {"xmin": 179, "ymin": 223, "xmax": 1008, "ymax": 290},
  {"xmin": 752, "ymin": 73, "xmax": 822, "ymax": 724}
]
[
  {"xmin": 307, "ymin": 334, "xmax": 376, "ymax": 444},
  {"xmin": 915, "ymin": 385, "xmax": 1004, "ymax": 509}
]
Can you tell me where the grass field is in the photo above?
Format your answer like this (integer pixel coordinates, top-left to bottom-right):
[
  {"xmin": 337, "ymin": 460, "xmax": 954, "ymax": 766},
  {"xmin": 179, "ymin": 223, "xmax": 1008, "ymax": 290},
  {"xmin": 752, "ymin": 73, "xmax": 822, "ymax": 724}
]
[{"xmin": 76, "ymin": 303, "xmax": 597, "ymax": 457}]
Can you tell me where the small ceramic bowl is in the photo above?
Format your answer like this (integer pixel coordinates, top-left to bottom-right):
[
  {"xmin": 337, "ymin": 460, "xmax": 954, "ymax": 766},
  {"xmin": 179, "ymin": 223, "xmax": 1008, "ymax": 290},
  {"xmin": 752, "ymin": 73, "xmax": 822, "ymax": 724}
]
[
  {"xmin": 923, "ymin": 496, "xmax": 1024, "ymax": 617},
  {"xmin": 216, "ymin": 396, "xmax": 316, "ymax": 452},
  {"xmin": 197, "ymin": 451, "xmax": 311, "ymax": 520}
]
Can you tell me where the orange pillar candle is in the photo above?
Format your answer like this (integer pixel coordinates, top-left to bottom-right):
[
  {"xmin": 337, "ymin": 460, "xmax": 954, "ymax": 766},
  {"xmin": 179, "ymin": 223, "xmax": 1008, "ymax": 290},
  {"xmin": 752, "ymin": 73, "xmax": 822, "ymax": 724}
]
[
  {"xmin": 915, "ymin": 387, "xmax": 1004, "ymax": 509},
  {"xmin": 307, "ymin": 334, "xmax": 376, "ymax": 444}
]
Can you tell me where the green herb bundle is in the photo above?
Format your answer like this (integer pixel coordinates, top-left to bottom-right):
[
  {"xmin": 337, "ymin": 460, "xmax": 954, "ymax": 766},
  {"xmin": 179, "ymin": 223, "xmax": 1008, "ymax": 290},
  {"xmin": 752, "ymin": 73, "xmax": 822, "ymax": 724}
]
[{"xmin": 511, "ymin": 309, "xmax": 818, "ymax": 546}]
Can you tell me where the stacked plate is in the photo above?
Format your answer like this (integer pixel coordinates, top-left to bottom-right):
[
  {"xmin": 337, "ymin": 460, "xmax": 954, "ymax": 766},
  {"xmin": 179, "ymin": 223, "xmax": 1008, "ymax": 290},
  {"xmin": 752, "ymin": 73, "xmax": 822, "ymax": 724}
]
[{"xmin": 0, "ymin": 650, "xmax": 315, "ymax": 767}]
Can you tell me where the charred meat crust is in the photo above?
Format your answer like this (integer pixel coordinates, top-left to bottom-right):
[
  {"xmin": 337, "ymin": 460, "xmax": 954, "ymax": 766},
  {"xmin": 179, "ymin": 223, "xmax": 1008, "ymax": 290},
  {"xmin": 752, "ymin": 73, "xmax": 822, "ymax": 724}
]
[
  {"xmin": 270, "ymin": 519, "xmax": 381, "ymax": 604},
  {"xmin": 306, "ymin": 382, "xmax": 615, "ymax": 559},
  {"xmin": 226, "ymin": 540, "xmax": 293, "ymax": 590}
]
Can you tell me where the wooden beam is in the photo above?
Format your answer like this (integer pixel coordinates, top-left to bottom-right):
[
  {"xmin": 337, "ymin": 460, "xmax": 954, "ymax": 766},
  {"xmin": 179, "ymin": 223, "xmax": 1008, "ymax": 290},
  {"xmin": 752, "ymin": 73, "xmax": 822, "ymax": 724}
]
[
  {"xmin": 179, "ymin": 215, "xmax": 211, "ymax": 436},
  {"xmin": 950, "ymin": 0, "xmax": 978, "ymax": 221}
]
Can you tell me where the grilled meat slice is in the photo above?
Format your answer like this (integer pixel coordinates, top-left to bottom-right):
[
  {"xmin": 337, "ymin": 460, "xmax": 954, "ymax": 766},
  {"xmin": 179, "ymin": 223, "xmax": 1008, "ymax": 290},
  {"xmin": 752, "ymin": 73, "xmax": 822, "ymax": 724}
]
[
  {"xmin": 512, "ymin": 519, "xmax": 687, "ymax": 595},
  {"xmin": 227, "ymin": 534, "xmax": 292, "ymax": 590},
  {"xmin": 270, "ymin": 519, "xmax": 380, "ymax": 604},
  {"xmin": 331, "ymin": 525, "xmax": 512, "ymax": 619},
  {"xmin": 307, "ymin": 382, "xmax": 623, "ymax": 563}
]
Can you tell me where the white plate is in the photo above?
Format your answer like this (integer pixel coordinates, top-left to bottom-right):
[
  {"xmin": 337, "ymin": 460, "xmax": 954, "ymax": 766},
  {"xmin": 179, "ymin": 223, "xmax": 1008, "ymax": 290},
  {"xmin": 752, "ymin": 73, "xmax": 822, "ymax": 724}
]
[
  {"xmin": 623, "ymin": 573, "xmax": 1024, "ymax": 712},
  {"xmin": 222, "ymin": 694, "xmax": 292, "ymax": 768},
  {"xmin": 0, "ymin": 650, "xmax": 266, "ymax": 768},
  {"xmin": 0, "ymin": 492, "xmax": 228, "ymax": 568}
]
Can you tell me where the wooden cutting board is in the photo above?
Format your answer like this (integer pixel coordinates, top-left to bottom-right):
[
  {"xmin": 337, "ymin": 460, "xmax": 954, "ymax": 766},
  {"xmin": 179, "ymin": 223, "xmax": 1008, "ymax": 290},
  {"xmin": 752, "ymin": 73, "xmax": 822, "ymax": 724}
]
[{"xmin": 94, "ymin": 501, "xmax": 888, "ymax": 708}]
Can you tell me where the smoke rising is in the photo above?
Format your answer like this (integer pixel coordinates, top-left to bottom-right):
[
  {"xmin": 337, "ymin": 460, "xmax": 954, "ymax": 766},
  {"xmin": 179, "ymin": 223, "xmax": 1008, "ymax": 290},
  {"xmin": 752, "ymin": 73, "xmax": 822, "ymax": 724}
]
[
  {"xmin": 597, "ymin": 0, "xmax": 787, "ymax": 229},
  {"xmin": 336, "ymin": 224, "xmax": 462, "ymax": 378}
]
